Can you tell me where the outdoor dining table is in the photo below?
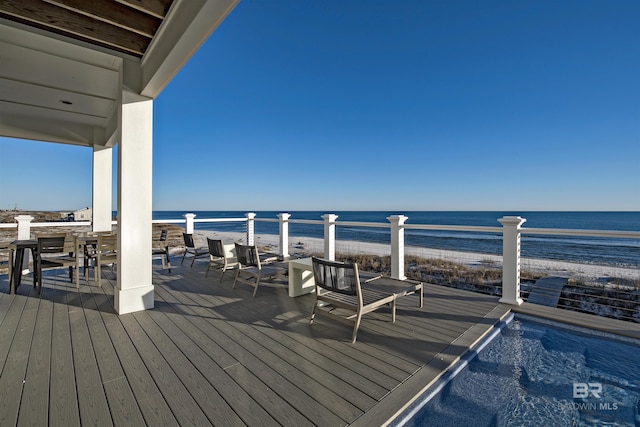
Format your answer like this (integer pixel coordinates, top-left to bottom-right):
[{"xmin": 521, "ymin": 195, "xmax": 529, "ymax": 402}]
[{"xmin": 8, "ymin": 239, "xmax": 37, "ymax": 294}]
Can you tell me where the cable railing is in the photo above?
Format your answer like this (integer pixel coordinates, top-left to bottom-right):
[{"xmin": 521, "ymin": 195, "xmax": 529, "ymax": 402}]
[{"xmin": 3, "ymin": 212, "xmax": 638, "ymax": 323}]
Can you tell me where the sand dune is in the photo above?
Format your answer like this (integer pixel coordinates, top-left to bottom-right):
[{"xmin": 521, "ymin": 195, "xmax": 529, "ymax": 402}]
[{"xmin": 196, "ymin": 230, "xmax": 639, "ymax": 281}]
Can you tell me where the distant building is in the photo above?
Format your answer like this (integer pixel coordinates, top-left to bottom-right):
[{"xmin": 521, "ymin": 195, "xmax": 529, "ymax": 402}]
[{"xmin": 62, "ymin": 207, "xmax": 92, "ymax": 221}]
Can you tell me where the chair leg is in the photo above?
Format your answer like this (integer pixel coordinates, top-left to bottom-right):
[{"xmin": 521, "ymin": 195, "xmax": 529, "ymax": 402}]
[
  {"xmin": 205, "ymin": 263, "xmax": 211, "ymax": 277},
  {"xmin": 252, "ymin": 276, "xmax": 261, "ymax": 297},
  {"xmin": 190, "ymin": 251, "xmax": 197, "ymax": 268},
  {"xmin": 232, "ymin": 270, "xmax": 240, "ymax": 289},
  {"xmin": 391, "ymin": 299, "xmax": 397, "ymax": 323},
  {"xmin": 181, "ymin": 250, "xmax": 187, "ymax": 265},
  {"xmin": 352, "ymin": 312, "xmax": 363, "ymax": 343},
  {"xmin": 166, "ymin": 252, "xmax": 171, "ymax": 273},
  {"xmin": 310, "ymin": 300, "xmax": 317, "ymax": 324}
]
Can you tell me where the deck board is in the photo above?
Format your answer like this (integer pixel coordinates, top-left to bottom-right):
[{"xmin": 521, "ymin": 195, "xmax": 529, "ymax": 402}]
[
  {"xmin": 18, "ymin": 287, "xmax": 52, "ymax": 427},
  {"xmin": 193, "ymin": 290, "xmax": 391, "ymax": 401},
  {"xmin": 150, "ymin": 290, "xmax": 283, "ymax": 426},
  {"xmin": 49, "ymin": 283, "xmax": 82, "ymax": 427},
  {"xmin": 119, "ymin": 313, "xmax": 214, "ymax": 426},
  {"xmin": 141, "ymin": 305, "xmax": 265, "ymax": 427},
  {"xmin": 0, "ymin": 287, "xmax": 39, "ymax": 426},
  {"xmin": 158, "ymin": 282, "xmax": 320, "ymax": 426},
  {"xmin": 91, "ymin": 282, "xmax": 179, "ymax": 426},
  {"xmin": 0, "ymin": 257, "xmax": 518, "ymax": 426},
  {"xmin": 173, "ymin": 286, "xmax": 366, "ymax": 424}
]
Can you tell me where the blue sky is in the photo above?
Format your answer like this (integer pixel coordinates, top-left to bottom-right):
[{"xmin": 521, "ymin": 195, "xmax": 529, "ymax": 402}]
[{"xmin": 1, "ymin": 0, "xmax": 639, "ymax": 211}]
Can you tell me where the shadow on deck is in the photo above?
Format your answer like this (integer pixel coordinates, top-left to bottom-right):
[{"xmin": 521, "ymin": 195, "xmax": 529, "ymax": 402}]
[{"xmin": 0, "ymin": 257, "xmax": 509, "ymax": 426}]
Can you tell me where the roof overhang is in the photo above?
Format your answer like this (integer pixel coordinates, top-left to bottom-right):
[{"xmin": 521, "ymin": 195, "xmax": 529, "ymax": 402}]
[{"xmin": 0, "ymin": 0, "xmax": 238, "ymax": 148}]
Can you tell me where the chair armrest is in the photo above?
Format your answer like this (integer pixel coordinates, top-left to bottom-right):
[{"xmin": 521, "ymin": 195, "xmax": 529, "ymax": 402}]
[{"xmin": 363, "ymin": 274, "xmax": 383, "ymax": 283}]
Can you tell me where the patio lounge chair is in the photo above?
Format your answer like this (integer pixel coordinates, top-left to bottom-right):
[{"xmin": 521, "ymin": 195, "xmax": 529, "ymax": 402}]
[
  {"xmin": 181, "ymin": 233, "xmax": 208, "ymax": 267},
  {"xmin": 233, "ymin": 243, "xmax": 287, "ymax": 297},
  {"xmin": 95, "ymin": 234, "xmax": 118, "ymax": 287},
  {"xmin": 152, "ymin": 229, "xmax": 172, "ymax": 272},
  {"xmin": 205, "ymin": 238, "xmax": 237, "ymax": 283},
  {"xmin": 310, "ymin": 257, "xmax": 397, "ymax": 343},
  {"xmin": 35, "ymin": 233, "xmax": 77, "ymax": 292}
]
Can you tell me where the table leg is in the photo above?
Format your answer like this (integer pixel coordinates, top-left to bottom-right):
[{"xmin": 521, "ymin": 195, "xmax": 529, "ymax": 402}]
[
  {"xmin": 12, "ymin": 248, "xmax": 25, "ymax": 294},
  {"xmin": 30, "ymin": 248, "xmax": 38, "ymax": 287},
  {"xmin": 8, "ymin": 249, "xmax": 14, "ymax": 294}
]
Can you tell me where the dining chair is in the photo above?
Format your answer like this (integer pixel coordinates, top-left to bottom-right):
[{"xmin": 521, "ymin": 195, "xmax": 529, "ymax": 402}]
[
  {"xmin": 78, "ymin": 231, "xmax": 113, "ymax": 285},
  {"xmin": 181, "ymin": 233, "xmax": 208, "ymax": 267},
  {"xmin": 35, "ymin": 233, "xmax": 77, "ymax": 292},
  {"xmin": 205, "ymin": 238, "xmax": 238, "ymax": 283},
  {"xmin": 152, "ymin": 229, "xmax": 172, "ymax": 272},
  {"xmin": 95, "ymin": 234, "xmax": 118, "ymax": 287},
  {"xmin": 233, "ymin": 243, "xmax": 287, "ymax": 297}
]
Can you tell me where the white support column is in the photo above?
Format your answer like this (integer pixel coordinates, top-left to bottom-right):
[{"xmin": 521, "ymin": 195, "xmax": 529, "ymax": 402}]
[
  {"xmin": 92, "ymin": 146, "xmax": 113, "ymax": 232},
  {"xmin": 278, "ymin": 212, "xmax": 290, "ymax": 260},
  {"xmin": 498, "ymin": 216, "xmax": 526, "ymax": 306},
  {"xmin": 184, "ymin": 213, "xmax": 196, "ymax": 234},
  {"xmin": 114, "ymin": 91, "xmax": 154, "ymax": 314},
  {"xmin": 15, "ymin": 215, "xmax": 33, "ymax": 240},
  {"xmin": 388, "ymin": 215, "xmax": 407, "ymax": 280},
  {"xmin": 322, "ymin": 214, "xmax": 338, "ymax": 260},
  {"xmin": 246, "ymin": 212, "xmax": 256, "ymax": 245},
  {"xmin": 15, "ymin": 215, "xmax": 33, "ymax": 273}
]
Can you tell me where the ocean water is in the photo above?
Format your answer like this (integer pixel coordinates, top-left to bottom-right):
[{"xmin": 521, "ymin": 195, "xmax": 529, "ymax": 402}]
[{"xmin": 151, "ymin": 211, "xmax": 640, "ymax": 268}]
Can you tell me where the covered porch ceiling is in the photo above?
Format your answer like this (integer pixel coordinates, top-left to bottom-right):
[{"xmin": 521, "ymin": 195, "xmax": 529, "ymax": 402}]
[{"xmin": 0, "ymin": 0, "xmax": 238, "ymax": 148}]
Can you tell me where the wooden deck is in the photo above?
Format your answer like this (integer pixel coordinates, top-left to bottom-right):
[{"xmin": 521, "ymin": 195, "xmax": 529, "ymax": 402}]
[{"xmin": 0, "ymin": 257, "xmax": 510, "ymax": 426}]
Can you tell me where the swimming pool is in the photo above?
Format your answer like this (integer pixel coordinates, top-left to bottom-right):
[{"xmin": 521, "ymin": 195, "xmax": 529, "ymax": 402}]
[{"xmin": 393, "ymin": 314, "xmax": 640, "ymax": 426}]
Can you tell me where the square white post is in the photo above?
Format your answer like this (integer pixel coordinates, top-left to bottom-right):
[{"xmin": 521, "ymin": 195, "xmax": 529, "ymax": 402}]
[
  {"xmin": 388, "ymin": 215, "xmax": 407, "ymax": 280},
  {"xmin": 184, "ymin": 213, "xmax": 196, "ymax": 234},
  {"xmin": 246, "ymin": 212, "xmax": 256, "ymax": 245},
  {"xmin": 278, "ymin": 212, "xmax": 290, "ymax": 259},
  {"xmin": 114, "ymin": 92, "xmax": 154, "ymax": 314},
  {"xmin": 498, "ymin": 216, "xmax": 526, "ymax": 306},
  {"xmin": 15, "ymin": 215, "xmax": 34, "ymax": 273},
  {"xmin": 15, "ymin": 215, "xmax": 33, "ymax": 240},
  {"xmin": 322, "ymin": 214, "xmax": 338, "ymax": 261},
  {"xmin": 92, "ymin": 146, "xmax": 113, "ymax": 232}
]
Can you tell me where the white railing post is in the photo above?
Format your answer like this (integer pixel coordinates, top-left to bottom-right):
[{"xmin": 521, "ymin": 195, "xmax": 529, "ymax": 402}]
[
  {"xmin": 388, "ymin": 215, "xmax": 407, "ymax": 280},
  {"xmin": 15, "ymin": 214, "xmax": 34, "ymax": 274},
  {"xmin": 278, "ymin": 212, "xmax": 290, "ymax": 259},
  {"xmin": 184, "ymin": 213, "xmax": 196, "ymax": 234},
  {"xmin": 246, "ymin": 212, "xmax": 256, "ymax": 245},
  {"xmin": 498, "ymin": 216, "xmax": 526, "ymax": 306},
  {"xmin": 15, "ymin": 215, "xmax": 34, "ymax": 240},
  {"xmin": 322, "ymin": 213, "xmax": 338, "ymax": 260}
]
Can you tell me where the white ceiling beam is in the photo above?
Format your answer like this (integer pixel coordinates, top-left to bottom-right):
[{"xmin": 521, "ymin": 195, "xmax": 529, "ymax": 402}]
[{"xmin": 139, "ymin": 0, "xmax": 238, "ymax": 98}]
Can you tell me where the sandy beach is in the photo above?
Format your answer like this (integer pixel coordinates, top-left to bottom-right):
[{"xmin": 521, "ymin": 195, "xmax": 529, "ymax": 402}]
[{"xmin": 195, "ymin": 230, "xmax": 639, "ymax": 281}]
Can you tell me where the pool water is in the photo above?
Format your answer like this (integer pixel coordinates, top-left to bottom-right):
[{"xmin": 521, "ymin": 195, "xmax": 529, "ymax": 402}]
[{"xmin": 395, "ymin": 314, "xmax": 640, "ymax": 427}]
